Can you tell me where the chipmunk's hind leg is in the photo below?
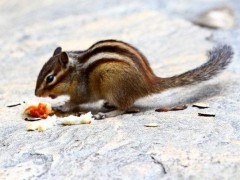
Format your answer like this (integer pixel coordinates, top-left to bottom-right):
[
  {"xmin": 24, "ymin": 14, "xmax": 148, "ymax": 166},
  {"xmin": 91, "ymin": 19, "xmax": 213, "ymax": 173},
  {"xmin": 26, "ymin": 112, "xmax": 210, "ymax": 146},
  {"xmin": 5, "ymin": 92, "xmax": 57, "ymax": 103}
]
[
  {"xmin": 95, "ymin": 85, "xmax": 136, "ymax": 120},
  {"xmin": 94, "ymin": 62, "xmax": 149, "ymax": 119}
]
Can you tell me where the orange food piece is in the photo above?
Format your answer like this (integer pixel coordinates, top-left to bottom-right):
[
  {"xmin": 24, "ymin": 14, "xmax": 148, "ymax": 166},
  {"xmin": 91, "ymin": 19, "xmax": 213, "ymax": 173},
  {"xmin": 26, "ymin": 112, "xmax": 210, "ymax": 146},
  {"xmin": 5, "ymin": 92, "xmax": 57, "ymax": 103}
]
[{"xmin": 25, "ymin": 103, "xmax": 50, "ymax": 119}]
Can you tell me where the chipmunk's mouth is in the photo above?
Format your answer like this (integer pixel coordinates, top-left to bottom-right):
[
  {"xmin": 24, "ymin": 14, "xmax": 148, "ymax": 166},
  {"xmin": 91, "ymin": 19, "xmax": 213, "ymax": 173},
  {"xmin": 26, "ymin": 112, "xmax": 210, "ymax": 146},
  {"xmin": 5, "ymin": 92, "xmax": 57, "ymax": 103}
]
[{"xmin": 49, "ymin": 95, "xmax": 57, "ymax": 99}]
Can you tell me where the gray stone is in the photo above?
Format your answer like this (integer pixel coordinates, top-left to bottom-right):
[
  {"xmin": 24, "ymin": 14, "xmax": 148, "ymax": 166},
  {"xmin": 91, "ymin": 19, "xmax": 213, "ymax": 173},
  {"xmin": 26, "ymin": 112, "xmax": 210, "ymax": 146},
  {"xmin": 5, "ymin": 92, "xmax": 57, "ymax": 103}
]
[{"xmin": 0, "ymin": 0, "xmax": 240, "ymax": 179}]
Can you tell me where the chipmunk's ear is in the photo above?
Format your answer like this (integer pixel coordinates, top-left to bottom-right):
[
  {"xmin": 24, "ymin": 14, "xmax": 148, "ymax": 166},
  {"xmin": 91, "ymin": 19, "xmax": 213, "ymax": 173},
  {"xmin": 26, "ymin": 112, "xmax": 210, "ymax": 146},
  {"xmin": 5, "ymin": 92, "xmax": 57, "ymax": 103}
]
[
  {"xmin": 59, "ymin": 52, "xmax": 69, "ymax": 68},
  {"xmin": 53, "ymin": 47, "xmax": 62, "ymax": 56}
]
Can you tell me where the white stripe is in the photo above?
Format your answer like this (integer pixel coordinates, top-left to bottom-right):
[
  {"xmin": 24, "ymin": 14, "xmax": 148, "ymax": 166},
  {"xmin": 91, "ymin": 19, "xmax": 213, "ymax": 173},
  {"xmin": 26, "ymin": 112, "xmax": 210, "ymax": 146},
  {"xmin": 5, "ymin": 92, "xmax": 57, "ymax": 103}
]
[
  {"xmin": 82, "ymin": 52, "xmax": 133, "ymax": 68},
  {"xmin": 92, "ymin": 42, "xmax": 116, "ymax": 50},
  {"xmin": 90, "ymin": 41, "xmax": 143, "ymax": 62}
]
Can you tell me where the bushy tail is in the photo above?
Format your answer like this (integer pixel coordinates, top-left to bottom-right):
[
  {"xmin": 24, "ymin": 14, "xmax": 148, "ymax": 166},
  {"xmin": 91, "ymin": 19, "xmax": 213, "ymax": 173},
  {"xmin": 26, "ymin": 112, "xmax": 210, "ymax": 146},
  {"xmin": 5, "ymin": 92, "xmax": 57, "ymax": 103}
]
[{"xmin": 153, "ymin": 44, "xmax": 234, "ymax": 92}]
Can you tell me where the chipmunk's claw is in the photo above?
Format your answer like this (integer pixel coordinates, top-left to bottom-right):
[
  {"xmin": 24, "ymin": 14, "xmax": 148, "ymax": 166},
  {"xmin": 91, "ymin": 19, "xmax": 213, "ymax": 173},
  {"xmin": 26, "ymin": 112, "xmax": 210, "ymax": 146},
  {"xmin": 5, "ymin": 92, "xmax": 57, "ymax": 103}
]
[
  {"xmin": 94, "ymin": 110, "xmax": 125, "ymax": 120},
  {"xmin": 93, "ymin": 112, "xmax": 106, "ymax": 120}
]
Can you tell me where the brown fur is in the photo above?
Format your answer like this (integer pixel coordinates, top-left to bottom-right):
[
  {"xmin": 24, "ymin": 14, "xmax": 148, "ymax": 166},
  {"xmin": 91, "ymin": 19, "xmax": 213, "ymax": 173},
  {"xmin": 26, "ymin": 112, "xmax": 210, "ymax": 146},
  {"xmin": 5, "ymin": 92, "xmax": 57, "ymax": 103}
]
[
  {"xmin": 35, "ymin": 40, "xmax": 233, "ymax": 118},
  {"xmin": 35, "ymin": 53, "xmax": 73, "ymax": 98},
  {"xmin": 87, "ymin": 59, "xmax": 150, "ymax": 110},
  {"xmin": 79, "ymin": 40, "xmax": 155, "ymax": 81}
]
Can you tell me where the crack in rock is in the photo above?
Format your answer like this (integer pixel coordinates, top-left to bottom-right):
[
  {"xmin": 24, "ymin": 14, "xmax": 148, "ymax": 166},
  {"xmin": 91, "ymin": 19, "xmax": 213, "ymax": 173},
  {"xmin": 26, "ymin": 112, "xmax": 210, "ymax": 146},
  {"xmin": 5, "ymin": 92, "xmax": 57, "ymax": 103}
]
[{"xmin": 150, "ymin": 155, "xmax": 167, "ymax": 174}]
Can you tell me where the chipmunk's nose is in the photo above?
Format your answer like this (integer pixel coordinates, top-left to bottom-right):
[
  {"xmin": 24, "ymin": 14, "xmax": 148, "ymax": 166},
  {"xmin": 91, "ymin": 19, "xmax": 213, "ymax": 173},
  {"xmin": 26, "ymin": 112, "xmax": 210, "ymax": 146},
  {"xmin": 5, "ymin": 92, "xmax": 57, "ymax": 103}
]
[{"xmin": 35, "ymin": 88, "xmax": 42, "ymax": 97}]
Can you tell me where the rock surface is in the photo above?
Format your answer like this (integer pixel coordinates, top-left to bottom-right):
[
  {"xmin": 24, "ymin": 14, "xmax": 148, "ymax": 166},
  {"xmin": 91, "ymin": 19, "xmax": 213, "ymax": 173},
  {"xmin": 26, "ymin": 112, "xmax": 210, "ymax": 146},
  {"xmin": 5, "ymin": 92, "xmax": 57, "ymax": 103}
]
[{"xmin": 0, "ymin": 0, "xmax": 240, "ymax": 179}]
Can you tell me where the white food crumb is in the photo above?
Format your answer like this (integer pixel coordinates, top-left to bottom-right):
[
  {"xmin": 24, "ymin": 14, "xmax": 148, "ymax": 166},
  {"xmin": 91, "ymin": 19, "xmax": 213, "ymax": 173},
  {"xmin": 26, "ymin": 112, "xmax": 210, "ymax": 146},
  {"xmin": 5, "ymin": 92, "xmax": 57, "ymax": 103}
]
[
  {"xmin": 59, "ymin": 112, "xmax": 94, "ymax": 125},
  {"xmin": 144, "ymin": 123, "xmax": 159, "ymax": 127},
  {"xmin": 26, "ymin": 115, "xmax": 57, "ymax": 132},
  {"xmin": 25, "ymin": 111, "xmax": 94, "ymax": 131}
]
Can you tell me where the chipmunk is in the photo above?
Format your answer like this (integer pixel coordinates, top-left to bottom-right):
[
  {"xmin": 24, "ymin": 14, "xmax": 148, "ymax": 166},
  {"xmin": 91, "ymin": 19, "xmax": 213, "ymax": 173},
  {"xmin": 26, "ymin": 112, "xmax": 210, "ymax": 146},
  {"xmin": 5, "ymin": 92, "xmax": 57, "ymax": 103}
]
[{"xmin": 35, "ymin": 40, "xmax": 233, "ymax": 119}]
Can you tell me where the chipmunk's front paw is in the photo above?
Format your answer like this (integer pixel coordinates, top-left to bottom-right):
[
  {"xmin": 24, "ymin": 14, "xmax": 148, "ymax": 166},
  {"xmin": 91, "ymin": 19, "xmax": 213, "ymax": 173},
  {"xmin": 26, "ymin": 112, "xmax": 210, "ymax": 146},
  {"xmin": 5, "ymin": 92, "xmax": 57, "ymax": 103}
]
[
  {"xmin": 53, "ymin": 101, "xmax": 79, "ymax": 113},
  {"xmin": 52, "ymin": 105, "xmax": 71, "ymax": 113},
  {"xmin": 93, "ymin": 112, "xmax": 106, "ymax": 120}
]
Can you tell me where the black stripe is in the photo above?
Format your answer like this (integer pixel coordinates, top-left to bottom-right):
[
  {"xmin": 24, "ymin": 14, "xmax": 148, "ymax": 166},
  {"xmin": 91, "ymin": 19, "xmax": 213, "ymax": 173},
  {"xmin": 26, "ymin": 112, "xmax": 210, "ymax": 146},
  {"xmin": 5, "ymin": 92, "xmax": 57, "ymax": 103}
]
[
  {"xmin": 88, "ymin": 40, "xmax": 151, "ymax": 66},
  {"xmin": 78, "ymin": 45, "xmax": 142, "ymax": 68},
  {"xmin": 88, "ymin": 39, "xmax": 121, "ymax": 50},
  {"xmin": 81, "ymin": 40, "xmax": 154, "ymax": 75},
  {"xmin": 85, "ymin": 58, "xmax": 130, "ymax": 77},
  {"xmin": 79, "ymin": 44, "xmax": 156, "ymax": 80},
  {"xmin": 79, "ymin": 40, "xmax": 155, "ymax": 81}
]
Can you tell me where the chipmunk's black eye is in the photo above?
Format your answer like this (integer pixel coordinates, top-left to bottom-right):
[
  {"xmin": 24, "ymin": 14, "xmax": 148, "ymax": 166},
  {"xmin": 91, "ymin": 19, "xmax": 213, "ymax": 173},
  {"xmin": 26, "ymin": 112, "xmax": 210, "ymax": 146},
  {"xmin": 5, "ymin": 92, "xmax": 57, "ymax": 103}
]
[{"xmin": 46, "ymin": 75, "xmax": 54, "ymax": 83}]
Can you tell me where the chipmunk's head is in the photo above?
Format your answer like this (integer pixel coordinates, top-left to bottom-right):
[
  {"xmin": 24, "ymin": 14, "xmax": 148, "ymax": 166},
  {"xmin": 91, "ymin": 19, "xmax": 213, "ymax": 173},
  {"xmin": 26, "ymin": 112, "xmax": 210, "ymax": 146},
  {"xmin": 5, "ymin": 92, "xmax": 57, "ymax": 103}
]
[{"xmin": 35, "ymin": 47, "xmax": 72, "ymax": 99}]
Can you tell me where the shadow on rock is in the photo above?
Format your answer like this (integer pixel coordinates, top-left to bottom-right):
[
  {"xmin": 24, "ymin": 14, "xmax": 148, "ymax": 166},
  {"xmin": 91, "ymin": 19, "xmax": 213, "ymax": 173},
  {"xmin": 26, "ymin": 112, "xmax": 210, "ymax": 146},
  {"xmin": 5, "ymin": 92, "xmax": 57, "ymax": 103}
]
[{"xmin": 135, "ymin": 82, "xmax": 225, "ymax": 111}]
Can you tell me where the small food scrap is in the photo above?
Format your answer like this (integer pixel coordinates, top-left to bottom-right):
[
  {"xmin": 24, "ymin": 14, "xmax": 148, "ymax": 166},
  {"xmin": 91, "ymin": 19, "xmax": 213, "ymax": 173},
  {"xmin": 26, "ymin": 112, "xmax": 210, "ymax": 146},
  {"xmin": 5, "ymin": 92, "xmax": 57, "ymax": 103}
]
[
  {"xmin": 198, "ymin": 113, "xmax": 215, "ymax": 117},
  {"xmin": 155, "ymin": 107, "xmax": 171, "ymax": 112},
  {"xmin": 126, "ymin": 108, "xmax": 140, "ymax": 114},
  {"xmin": 24, "ymin": 118, "xmax": 41, "ymax": 121},
  {"xmin": 7, "ymin": 103, "xmax": 21, "ymax": 108},
  {"xmin": 155, "ymin": 105, "xmax": 188, "ymax": 112},
  {"xmin": 144, "ymin": 123, "xmax": 159, "ymax": 127},
  {"xmin": 23, "ymin": 102, "xmax": 52, "ymax": 119},
  {"xmin": 60, "ymin": 112, "xmax": 94, "ymax": 125},
  {"xmin": 192, "ymin": 102, "xmax": 209, "ymax": 109},
  {"xmin": 26, "ymin": 116, "xmax": 56, "ymax": 132}
]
